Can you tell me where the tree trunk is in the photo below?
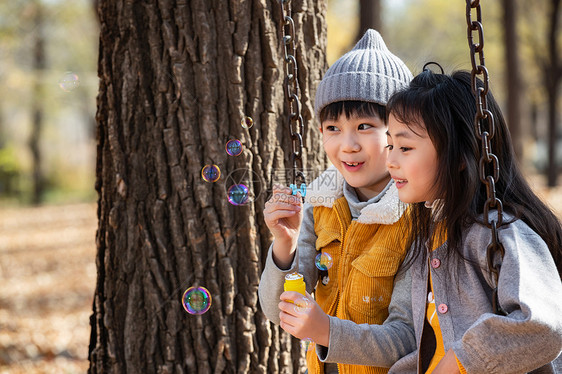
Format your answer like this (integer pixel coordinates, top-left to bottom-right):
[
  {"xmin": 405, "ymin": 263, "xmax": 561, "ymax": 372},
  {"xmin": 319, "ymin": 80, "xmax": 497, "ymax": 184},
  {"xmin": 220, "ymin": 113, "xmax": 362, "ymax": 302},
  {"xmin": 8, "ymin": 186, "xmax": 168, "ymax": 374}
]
[
  {"xmin": 502, "ymin": 0, "xmax": 522, "ymax": 162},
  {"xmin": 545, "ymin": 0, "xmax": 561, "ymax": 187},
  {"xmin": 88, "ymin": 1, "xmax": 328, "ymax": 373},
  {"xmin": 30, "ymin": 0, "xmax": 45, "ymax": 205},
  {"xmin": 357, "ymin": 0, "xmax": 382, "ymax": 40}
]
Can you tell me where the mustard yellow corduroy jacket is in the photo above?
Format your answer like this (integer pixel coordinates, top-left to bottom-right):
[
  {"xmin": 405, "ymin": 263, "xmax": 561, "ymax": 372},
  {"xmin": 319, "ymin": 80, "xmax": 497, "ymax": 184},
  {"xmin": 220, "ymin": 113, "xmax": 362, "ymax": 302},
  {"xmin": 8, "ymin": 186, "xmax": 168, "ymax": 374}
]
[{"xmin": 306, "ymin": 195, "xmax": 410, "ymax": 374}]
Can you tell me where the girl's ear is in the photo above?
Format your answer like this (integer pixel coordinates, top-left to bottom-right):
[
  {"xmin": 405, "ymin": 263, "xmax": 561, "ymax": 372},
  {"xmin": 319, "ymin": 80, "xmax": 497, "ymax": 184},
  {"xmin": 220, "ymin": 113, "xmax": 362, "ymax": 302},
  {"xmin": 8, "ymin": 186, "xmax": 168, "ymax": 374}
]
[{"xmin": 319, "ymin": 125, "xmax": 323, "ymax": 133}]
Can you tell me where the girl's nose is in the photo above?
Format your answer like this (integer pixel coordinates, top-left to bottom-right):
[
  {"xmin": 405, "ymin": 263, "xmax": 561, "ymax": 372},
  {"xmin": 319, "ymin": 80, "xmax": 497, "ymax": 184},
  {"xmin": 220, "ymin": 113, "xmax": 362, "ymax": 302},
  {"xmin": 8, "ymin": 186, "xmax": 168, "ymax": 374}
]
[{"xmin": 386, "ymin": 150, "xmax": 398, "ymax": 169}]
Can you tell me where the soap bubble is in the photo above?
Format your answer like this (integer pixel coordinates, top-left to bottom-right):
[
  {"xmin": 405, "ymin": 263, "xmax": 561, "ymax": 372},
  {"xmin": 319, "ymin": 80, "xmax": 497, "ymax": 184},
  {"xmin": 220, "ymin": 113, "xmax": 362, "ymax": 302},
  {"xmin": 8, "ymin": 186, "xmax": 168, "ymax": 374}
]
[
  {"xmin": 227, "ymin": 184, "xmax": 249, "ymax": 206},
  {"xmin": 241, "ymin": 116, "xmax": 254, "ymax": 129},
  {"xmin": 202, "ymin": 164, "xmax": 221, "ymax": 183},
  {"xmin": 182, "ymin": 286, "xmax": 212, "ymax": 315},
  {"xmin": 225, "ymin": 139, "xmax": 243, "ymax": 157},
  {"xmin": 58, "ymin": 72, "xmax": 80, "ymax": 92},
  {"xmin": 315, "ymin": 252, "xmax": 333, "ymax": 271},
  {"xmin": 224, "ymin": 168, "xmax": 263, "ymax": 207},
  {"xmin": 301, "ymin": 338, "xmax": 315, "ymax": 352},
  {"xmin": 294, "ymin": 296, "xmax": 312, "ymax": 314}
]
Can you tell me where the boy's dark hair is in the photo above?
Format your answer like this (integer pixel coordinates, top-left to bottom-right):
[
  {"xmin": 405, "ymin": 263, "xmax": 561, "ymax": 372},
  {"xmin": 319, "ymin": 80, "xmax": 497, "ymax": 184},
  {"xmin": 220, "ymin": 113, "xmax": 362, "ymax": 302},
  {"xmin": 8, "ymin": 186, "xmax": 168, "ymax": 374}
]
[
  {"xmin": 387, "ymin": 69, "xmax": 562, "ymax": 277},
  {"xmin": 319, "ymin": 101, "xmax": 387, "ymax": 124}
]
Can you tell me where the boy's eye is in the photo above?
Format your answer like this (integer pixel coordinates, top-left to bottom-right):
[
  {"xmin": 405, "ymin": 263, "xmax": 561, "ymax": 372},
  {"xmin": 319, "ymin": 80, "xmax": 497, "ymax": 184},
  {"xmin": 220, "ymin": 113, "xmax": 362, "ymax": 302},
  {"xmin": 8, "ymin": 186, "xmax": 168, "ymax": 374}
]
[
  {"xmin": 358, "ymin": 123, "xmax": 373, "ymax": 130},
  {"xmin": 400, "ymin": 147, "xmax": 412, "ymax": 152},
  {"xmin": 385, "ymin": 144, "xmax": 393, "ymax": 150},
  {"xmin": 325, "ymin": 125, "xmax": 339, "ymax": 132}
]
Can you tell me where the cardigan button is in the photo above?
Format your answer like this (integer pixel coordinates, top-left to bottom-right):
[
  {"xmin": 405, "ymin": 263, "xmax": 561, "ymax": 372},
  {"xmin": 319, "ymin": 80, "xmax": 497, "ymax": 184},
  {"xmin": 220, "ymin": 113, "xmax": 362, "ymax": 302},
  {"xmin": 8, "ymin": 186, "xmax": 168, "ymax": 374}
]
[
  {"xmin": 438, "ymin": 303, "xmax": 448, "ymax": 314},
  {"xmin": 431, "ymin": 258, "xmax": 441, "ymax": 269}
]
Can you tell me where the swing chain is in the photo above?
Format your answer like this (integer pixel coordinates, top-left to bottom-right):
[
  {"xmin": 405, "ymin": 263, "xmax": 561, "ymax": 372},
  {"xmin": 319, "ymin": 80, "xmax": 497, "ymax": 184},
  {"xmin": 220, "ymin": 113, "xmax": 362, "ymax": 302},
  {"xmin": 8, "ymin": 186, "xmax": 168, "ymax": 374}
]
[
  {"xmin": 279, "ymin": 0, "xmax": 306, "ymax": 188},
  {"xmin": 466, "ymin": 0, "xmax": 507, "ymax": 316}
]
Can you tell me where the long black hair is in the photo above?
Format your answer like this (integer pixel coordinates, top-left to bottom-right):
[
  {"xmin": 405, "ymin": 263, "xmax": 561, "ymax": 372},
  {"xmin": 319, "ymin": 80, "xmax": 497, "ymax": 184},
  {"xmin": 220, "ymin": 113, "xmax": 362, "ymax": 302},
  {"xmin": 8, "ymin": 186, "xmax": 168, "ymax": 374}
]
[{"xmin": 387, "ymin": 67, "xmax": 562, "ymax": 277}]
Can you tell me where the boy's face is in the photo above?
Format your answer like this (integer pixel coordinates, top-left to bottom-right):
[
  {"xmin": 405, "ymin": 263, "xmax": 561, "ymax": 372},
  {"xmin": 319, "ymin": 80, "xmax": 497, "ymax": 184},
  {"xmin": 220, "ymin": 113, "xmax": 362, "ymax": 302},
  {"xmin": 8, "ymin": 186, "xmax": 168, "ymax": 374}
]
[{"xmin": 321, "ymin": 113, "xmax": 390, "ymax": 201}]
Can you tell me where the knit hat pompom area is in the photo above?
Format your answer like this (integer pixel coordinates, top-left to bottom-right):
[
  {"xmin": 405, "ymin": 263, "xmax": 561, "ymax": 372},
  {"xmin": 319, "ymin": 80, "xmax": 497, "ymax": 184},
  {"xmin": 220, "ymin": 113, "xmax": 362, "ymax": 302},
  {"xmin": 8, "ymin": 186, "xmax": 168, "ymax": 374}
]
[{"xmin": 314, "ymin": 29, "xmax": 413, "ymax": 116}]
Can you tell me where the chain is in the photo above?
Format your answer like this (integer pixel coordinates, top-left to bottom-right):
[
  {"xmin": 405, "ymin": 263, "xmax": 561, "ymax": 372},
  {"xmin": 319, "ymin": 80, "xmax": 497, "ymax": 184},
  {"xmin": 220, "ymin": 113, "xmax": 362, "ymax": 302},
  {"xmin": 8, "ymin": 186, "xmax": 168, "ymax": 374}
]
[
  {"xmin": 466, "ymin": 0, "xmax": 506, "ymax": 316},
  {"xmin": 279, "ymin": 0, "xmax": 306, "ymax": 275},
  {"xmin": 279, "ymin": 0, "xmax": 306, "ymax": 191}
]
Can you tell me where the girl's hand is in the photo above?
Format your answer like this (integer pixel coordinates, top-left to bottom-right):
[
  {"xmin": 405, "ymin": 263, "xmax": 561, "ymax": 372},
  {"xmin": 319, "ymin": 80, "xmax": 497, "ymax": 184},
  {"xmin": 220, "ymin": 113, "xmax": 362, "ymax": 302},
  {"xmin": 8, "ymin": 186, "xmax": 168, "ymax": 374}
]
[
  {"xmin": 264, "ymin": 185, "xmax": 303, "ymax": 267},
  {"xmin": 432, "ymin": 349, "xmax": 461, "ymax": 374},
  {"xmin": 278, "ymin": 291, "xmax": 330, "ymax": 347}
]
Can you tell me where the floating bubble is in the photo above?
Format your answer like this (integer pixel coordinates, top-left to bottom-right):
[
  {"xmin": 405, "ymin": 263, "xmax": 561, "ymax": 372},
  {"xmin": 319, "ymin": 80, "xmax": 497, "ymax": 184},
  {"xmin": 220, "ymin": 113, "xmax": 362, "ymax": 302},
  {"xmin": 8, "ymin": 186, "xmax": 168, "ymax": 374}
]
[
  {"xmin": 227, "ymin": 184, "xmax": 249, "ymax": 206},
  {"xmin": 202, "ymin": 164, "xmax": 221, "ymax": 183},
  {"xmin": 58, "ymin": 72, "xmax": 80, "ymax": 92},
  {"xmin": 225, "ymin": 139, "xmax": 243, "ymax": 157},
  {"xmin": 315, "ymin": 252, "xmax": 333, "ymax": 271},
  {"xmin": 241, "ymin": 116, "xmax": 254, "ymax": 129},
  {"xmin": 301, "ymin": 338, "xmax": 315, "ymax": 352},
  {"xmin": 294, "ymin": 296, "xmax": 312, "ymax": 314},
  {"xmin": 224, "ymin": 168, "xmax": 262, "ymax": 206},
  {"xmin": 182, "ymin": 286, "xmax": 212, "ymax": 315}
]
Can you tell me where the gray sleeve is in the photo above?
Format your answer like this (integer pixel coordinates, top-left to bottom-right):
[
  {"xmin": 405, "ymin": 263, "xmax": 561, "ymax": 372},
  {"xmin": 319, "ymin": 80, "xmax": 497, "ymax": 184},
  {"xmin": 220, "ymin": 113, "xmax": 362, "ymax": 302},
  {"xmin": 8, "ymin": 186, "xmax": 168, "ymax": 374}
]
[
  {"xmin": 298, "ymin": 203, "xmax": 319, "ymax": 294},
  {"xmin": 258, "ymin": 203, "xmax": 318, "ymax": 325},
  {"xmin": 453, "ymin": 221, "xmax": 562, "ymax": 373},
  {"xmin": 316, "ymin": 266, "xmax": 416, "ymax": 367}
]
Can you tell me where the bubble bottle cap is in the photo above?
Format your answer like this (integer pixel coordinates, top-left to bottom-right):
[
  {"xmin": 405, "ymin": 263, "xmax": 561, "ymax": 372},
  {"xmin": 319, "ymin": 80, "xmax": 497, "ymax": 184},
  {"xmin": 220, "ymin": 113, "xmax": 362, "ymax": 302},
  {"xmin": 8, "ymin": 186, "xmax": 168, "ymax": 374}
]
[{"xmin": 284, "ymin": 272, "xmax": 306, "ymax": 296}]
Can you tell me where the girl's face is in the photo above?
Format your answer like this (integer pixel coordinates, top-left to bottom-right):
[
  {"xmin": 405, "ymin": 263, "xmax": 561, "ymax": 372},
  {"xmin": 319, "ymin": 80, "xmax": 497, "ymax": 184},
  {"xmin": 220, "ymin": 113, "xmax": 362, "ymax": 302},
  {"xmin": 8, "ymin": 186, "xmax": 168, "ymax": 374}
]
[{"xmin": 385, "ymin": 114, "xmax": 439, "ymax": 204}]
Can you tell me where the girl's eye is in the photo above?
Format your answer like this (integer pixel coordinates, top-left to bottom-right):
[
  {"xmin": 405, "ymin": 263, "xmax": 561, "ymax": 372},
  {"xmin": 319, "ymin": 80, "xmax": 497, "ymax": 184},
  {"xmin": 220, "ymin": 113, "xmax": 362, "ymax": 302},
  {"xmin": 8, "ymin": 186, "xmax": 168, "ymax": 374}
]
[
  {"xmin": 358, "ymin": 123, "xmax": 373, "ymax": 130},
  {"xmin": 385, "ymin": 144, "xmax": 393, "ymax": 150},
  {"xmin": 325, "ymin": 125, "xmax": 339, "ymax": 132},
  {"xmin": 400, "ymin": 147, "xmax": 412, "ymax": 152}
]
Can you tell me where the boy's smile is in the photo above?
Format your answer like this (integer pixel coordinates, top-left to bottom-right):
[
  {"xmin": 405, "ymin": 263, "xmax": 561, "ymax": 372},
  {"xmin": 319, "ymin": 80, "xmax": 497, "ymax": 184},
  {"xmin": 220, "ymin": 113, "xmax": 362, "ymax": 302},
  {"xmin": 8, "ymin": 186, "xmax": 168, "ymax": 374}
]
[{"xmin": 321, "ymin": 114, "xmax": 390, "ymax": 201}]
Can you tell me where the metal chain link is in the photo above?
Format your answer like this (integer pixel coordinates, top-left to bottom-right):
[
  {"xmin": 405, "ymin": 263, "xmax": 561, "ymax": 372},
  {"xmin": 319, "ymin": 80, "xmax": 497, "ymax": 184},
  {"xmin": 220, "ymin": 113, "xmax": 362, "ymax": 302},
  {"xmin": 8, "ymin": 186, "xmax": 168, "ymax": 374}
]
[
  {"xmin": 279, "ymin": 0, "xmax": 307, "ymax": 275},
  {"xmin": 279, "ymin": 0, "xmax": 306, "ymax": 191},
  {"xmin": 466, "ymin": 0, "xmax": 507, "ymax": 316}
]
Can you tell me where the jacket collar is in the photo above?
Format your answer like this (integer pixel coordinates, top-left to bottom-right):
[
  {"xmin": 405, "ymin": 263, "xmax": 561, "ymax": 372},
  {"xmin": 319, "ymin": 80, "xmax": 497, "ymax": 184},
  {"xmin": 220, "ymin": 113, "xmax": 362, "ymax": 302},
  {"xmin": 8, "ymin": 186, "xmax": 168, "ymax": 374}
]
[{"xmin": 305, "ymin": 165, "xmax": 407, "ymax": 225}]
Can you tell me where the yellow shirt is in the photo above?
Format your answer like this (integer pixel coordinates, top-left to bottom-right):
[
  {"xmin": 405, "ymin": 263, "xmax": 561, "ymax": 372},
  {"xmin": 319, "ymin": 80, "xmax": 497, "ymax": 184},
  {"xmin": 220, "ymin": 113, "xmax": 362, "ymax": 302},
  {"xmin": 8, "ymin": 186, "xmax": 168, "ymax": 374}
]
[
  {"xmin": 425, "ymin": 272, "xmax": 446, "ymax": 373},
  {"xmin": 425, "ymin": 223, "xmax": 466, "ymax": 374}
]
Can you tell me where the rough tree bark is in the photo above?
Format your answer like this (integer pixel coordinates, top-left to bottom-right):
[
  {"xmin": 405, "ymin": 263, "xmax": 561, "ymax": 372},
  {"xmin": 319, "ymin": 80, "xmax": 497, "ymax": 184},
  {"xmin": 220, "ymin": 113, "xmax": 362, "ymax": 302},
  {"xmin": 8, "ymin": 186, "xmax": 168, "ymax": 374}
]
[{"xmin": 89, "ymin": 0, "xmax": 328, "ymax": 373}]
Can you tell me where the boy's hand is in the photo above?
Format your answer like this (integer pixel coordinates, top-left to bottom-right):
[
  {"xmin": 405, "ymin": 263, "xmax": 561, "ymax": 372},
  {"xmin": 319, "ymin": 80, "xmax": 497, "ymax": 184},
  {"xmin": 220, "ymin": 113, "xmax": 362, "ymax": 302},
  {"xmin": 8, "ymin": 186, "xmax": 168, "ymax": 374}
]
[
  {"xmin": 432, "ymin": 349, "xmax": 461, "ymax": 374},
  {"xmin": 264, "ymin": 185, "xmax": 303, "ymax": 267},
  {"xmin": 278, "ymin": 291, "xmax": 330, "ymax": 347}
]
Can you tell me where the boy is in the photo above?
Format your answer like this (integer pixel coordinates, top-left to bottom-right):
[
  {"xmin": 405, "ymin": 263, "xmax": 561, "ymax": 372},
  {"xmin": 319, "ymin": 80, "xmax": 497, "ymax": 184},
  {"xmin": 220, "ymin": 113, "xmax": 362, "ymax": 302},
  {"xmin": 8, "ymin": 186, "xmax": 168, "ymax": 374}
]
[{"xmin": 259, "ymin": 30, "xmax": 413, "ymax": 374}]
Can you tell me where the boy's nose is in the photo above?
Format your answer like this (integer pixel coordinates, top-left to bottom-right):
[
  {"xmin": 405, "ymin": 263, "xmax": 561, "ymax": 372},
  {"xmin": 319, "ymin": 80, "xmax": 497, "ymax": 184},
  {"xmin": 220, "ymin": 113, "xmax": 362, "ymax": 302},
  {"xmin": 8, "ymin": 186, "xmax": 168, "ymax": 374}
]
[{"xmin": 341, "ymin": 134, "xmax": 361, "ymax": 152}]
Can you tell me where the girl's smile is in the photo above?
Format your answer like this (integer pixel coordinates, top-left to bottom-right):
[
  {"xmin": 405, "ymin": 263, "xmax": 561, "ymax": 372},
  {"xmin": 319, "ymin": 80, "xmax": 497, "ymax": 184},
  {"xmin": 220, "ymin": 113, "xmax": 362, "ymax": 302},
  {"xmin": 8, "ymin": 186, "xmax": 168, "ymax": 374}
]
[{"xmin": 392, "ymin": 178, "xmax": 407, "ymax": 189}]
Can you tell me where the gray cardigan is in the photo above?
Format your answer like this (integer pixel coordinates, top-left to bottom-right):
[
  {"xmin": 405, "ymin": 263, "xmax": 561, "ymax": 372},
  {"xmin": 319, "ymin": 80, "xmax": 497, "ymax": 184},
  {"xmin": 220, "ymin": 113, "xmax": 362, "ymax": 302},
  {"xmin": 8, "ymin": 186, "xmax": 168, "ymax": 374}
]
[{"xmin": 320, "ymin": 215, "xmax": 562, "ymax": 373}]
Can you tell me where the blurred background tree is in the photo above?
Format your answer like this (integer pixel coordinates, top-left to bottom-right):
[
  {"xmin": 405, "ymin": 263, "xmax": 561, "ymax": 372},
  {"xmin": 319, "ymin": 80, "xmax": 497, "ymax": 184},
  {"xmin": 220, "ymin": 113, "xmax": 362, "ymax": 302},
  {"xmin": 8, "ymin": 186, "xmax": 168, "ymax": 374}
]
[{"xmin": 0, "ymin": 0, "xmax": 98, "ymax": 205}]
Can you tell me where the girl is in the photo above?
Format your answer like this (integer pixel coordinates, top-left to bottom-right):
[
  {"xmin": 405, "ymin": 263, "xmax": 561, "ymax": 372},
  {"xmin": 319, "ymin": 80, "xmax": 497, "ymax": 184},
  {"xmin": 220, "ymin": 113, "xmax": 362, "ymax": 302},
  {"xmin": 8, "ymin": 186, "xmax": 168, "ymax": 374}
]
[
  {"xmin": 277, "ymin": 66, "xmax": 562, "ymax": 374},
  {"xmin": 384, "ymin": 66, "xmax": 562, "ymax": 373}
]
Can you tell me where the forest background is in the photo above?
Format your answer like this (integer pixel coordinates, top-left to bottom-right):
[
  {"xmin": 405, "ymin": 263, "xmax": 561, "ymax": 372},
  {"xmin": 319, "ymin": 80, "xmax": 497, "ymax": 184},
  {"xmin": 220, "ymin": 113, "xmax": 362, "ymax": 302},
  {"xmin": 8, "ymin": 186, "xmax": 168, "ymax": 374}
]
[{"xmin": 0, "ymin": 0, "xmax": 560, "ymax": 372}]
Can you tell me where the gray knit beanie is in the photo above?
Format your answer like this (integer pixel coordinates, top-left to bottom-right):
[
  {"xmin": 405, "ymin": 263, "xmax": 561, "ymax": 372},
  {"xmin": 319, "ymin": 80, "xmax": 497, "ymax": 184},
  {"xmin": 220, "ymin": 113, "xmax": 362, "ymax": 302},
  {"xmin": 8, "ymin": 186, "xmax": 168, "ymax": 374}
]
[{"xmin": 314, "ymin": 29, "xmax": 413, "ymax": 116}]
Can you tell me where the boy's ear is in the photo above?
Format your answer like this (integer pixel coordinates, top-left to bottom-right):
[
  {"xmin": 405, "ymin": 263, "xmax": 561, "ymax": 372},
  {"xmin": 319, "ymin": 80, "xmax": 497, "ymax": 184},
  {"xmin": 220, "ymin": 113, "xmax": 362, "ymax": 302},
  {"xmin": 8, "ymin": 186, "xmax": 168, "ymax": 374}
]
[{"xmin": 319, "ymin": 125, "xmax": 323, "ymax": 133}]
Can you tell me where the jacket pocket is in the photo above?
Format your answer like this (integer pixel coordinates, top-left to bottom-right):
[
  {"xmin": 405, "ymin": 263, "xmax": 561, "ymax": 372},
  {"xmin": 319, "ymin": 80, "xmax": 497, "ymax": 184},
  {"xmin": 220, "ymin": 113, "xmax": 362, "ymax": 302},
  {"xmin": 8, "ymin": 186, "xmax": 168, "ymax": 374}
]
[{"xmin": 347, "ymin": 248, "xmax": 404, "ymax": 322}]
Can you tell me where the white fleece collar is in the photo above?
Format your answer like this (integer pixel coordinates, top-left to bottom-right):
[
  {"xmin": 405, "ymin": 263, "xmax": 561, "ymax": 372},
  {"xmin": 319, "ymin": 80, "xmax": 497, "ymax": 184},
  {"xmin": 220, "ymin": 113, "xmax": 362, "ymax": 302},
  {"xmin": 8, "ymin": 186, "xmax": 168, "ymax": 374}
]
[{"xmin": 304, "ymin": 166, "xmax": 406, "ymax": 225}]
